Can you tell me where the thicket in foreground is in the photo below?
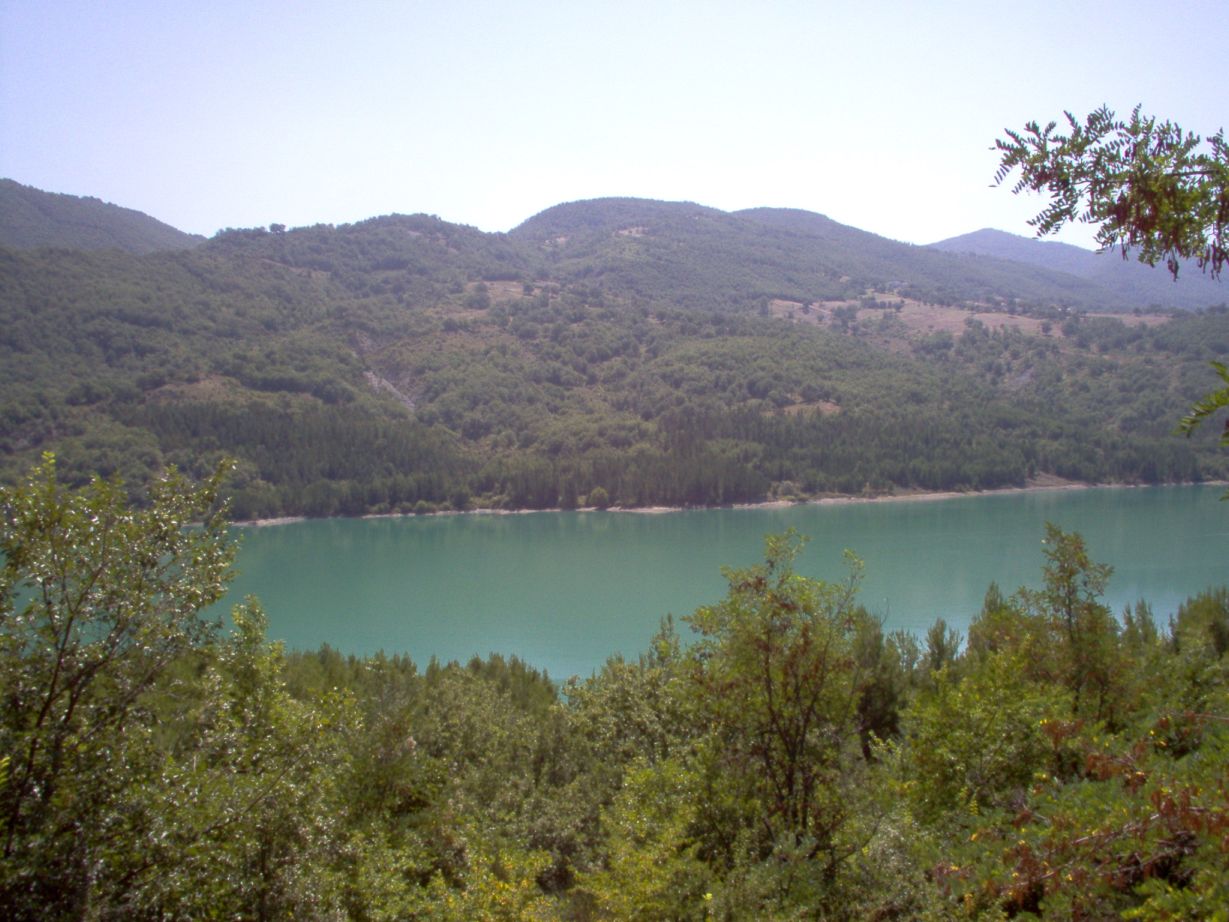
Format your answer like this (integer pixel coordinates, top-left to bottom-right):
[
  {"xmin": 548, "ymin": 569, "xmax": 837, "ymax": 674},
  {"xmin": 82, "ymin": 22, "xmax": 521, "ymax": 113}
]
[
  {"xmin": 2, "ymin": 460, "xmax": 1227, "ymax": 919},
  {"xmin": 0, "ymin": 459, "xmax": 353, "ymax": 919}
]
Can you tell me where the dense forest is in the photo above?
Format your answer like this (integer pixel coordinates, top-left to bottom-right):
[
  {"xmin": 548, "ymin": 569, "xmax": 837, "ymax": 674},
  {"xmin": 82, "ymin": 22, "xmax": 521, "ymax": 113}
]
[
  {"xmin": 2, "ymin": 459, "xmax": 1226, "ymax": 919},
  {"xmin": 2, "ymin": 185, "xmax": 1228, "ymax": 918},
  {"xmin": 0, "ymin": 179, "xmax": 204, "ymax": 254},
  {"xmin": 2, "ymin": 197, "xmax": 1228, "ymax": 519}
]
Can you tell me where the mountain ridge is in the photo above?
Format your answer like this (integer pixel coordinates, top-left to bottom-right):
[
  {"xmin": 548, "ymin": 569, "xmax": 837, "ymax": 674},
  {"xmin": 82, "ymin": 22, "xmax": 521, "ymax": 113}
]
[
  {"xmin": 2, "ymin": 184, "xmax": 1227, "ymax": 519},
  {"xmin": 508, "ymin": 198, "xmax": 1151, "ymax": 312},
  {"xmin": 928, "ymin": 227, "xmax": 1223, "ymax": 310},
  {"xmin": 0, "ymin": 178, "xmax": 204, "ymax": 254},
  {"xmin": 3, "ymin": 179, "xmax": 1223, "ymax": 310}
]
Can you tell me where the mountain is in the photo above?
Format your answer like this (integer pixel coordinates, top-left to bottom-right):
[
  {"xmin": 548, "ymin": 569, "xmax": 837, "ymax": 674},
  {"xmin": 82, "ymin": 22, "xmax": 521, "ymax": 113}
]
[
  {"xmin": 0, "ymin": 178, "xmax": 203, "ymax": 254},
  {"xmin": 509, "ymin": 199, "xmax": 1125, "ymax": 312},
  {"xmin": 929, "ymin": 228, "xmax": 1225, "ymax": 310},
  {"xmin": 2, "ymin": 193, "xmax": 1228, "ymax": 518}
]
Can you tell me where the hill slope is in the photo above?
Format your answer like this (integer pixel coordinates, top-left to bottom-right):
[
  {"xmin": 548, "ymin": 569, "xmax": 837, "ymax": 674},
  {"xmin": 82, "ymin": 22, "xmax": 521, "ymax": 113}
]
[
  {"xmin": 2, "ymin": 193, "xmax": 1228, "ymax": 517},
  {"xmin": 929, "ymin": 228, "xmax": 1226, "ymax": 310},
  {"xmin": 0, "ymin": 178, "xmax": 203, "ymax": 253},
  {"xmin": 511, "ymin": 199, "xmax": 1126, "ymax": 312}
]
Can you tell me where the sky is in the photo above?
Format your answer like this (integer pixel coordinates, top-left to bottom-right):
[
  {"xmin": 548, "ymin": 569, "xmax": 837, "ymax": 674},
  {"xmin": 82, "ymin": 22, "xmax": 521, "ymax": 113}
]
[{"xmin": 1, "ymin": 0, "xmax": 1225, "ymax": 248}]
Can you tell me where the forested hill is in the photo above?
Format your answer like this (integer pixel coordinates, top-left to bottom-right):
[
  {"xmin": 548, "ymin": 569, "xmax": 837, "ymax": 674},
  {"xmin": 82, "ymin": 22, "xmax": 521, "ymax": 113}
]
[
  {"xmin": 1, "ymin": 192, "xmax": 1227, "ymax": 518},
  {"xmin": 512, "ymin": 199, "xmax": 1122, "ymax": 311},
  {"xmin": 929, "ymin": 227, "xmax": 1226, "ymax": 310},
  {"xmin": 0, "ymin": 178, "xmax": 204, "ymax": 253}
]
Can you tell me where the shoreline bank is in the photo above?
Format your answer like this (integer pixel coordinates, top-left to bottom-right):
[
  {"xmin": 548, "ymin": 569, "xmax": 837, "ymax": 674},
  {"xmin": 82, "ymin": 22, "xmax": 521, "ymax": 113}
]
[{"xmin": 231, "ymin": 477, "xmax": 1223, "ymax": 527}]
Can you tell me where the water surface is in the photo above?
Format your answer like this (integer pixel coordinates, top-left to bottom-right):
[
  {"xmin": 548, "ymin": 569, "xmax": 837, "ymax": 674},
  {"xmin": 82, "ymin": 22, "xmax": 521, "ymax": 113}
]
[{"xmin": 224, "ymin": 486, "xmax": 1229, "ymax": 679}]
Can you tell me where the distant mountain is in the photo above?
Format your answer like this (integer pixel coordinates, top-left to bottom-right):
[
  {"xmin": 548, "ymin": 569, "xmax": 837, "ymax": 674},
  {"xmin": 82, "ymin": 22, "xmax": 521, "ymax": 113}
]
[
  {"xmin": 510, "ymin": 198, "xmax": 1123, "ymax": 312},
  {"xmin": 929, "ymin": 228, "xmax": 1225, "ymax": 311},
  {"xmin": 0, "ymin": 179, "xmax": 203, "ymax": 254}
]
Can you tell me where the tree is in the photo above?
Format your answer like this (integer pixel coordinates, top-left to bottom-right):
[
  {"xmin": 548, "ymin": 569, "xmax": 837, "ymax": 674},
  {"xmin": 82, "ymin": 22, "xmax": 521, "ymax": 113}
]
[
  {"xmin": 0, "ymin": 454, "xmax": 235, "ymax": 917},
  {"xmin": 683, "ymin": 531, "xmax": 870, "ymax": 882},
  {"xmin": 1017, "ymin": 524, "xmax": 1122, "ymax": 722},
  {"xmin": 997, "ymin": 106, "xmax": 1229, "ymax": 482},
  {"xmin": 1180, "ymin": 358, "xmax": 1229, "ymax": 439},
  {"xmin": 111, "ymin": 601, "xmax": 357, "ymax": 919},
  {"xmin": 1178, "ymin": 359, "xmax": 1229, "ymax": 464},
  {"xmin": 995, "ymin": 105, "xmax": 1227, "ymax": 278},
  {"xmin": 898, "ymin": 649, "xmax": 1067, "ymax": 829},
  {"xmin": 576, "ymin": 757, "xmax": 711, "ymax": 921}
]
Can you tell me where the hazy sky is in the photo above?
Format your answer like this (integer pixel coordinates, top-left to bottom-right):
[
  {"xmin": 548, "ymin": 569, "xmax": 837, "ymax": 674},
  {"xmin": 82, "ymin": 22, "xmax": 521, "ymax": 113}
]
[{"xmin": 2, "ymin": 1, "xmax": 1224, "ymax": 247}]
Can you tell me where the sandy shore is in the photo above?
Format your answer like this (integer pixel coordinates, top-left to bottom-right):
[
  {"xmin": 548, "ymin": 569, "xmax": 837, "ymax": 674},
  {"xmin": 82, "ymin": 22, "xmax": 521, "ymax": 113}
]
[
  {"xmin": 231, "ymin": 515, "xmax": 307, "ymax": 528},
  {"xmin": 226, "ymin": 475, "xmax": 1219, "ymax": 527},
  {"xmin": 802, "ymin": 476, "xmax": 1097, "ymax": 508}
]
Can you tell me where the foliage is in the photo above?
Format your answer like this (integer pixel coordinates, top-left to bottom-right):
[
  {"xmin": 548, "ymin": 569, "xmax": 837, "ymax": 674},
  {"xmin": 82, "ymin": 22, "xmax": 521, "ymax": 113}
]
[
  {"xmin": 899, "ymin": 651, "xmax": 1069, "ymax": 829},
  {"xmin": 109, "ymin": 601, "xmax": 357, "ymax": 919},
  {"xmin": 2, "ymin": 459, "xmax": 1228, "ymax": 919},
  {"xmin": 0, "ymin": 455, "xmax": 234, "ymax": 916},
  {"xmin": 4, "ymin": 197, "xmax": 1229, "ymax": 517},
  {"xmin": 1016, "ymin": 524, "xmax": 1123, "ymax": 720},
  {"xmin": 1179, "ymin": 361, "xmax": 1229, "ymax": 497},
  {"xmin": 996, "ymin": 105, "xmax": 1228, "ymax": 278},
  {"xmin": 681, "ymin": 531, "xmax": 882, "ymax": 918},
  {"xmin": 0, "ymin": 459, "xmax": 369, "ymax": 919},
  {"xmin": 576, "ymin": 757, "xmax": 711, "ymax": 921},
  {"xmin": 912, "ymin": 528, "xmax": 1229, "ymax": 919},
  {"xmin": 0, "ymin": 178, "xmax": 203, "ymax": 254},
  {"xmin": 1179, "ymin": 359, "xmax": 1229, "ymax": 440}
]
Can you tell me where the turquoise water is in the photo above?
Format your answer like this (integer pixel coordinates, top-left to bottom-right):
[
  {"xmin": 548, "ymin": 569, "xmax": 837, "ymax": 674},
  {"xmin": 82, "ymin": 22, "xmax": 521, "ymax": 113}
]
[{"xmin": 223, "ymin": 486, "xmax": 1229, "ymax": 680}]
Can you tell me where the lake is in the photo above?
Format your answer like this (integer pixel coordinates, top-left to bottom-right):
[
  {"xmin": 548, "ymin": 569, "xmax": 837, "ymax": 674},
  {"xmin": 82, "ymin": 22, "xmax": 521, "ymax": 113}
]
[{"xmin": 223, "ymin": 485, "xmax": 1229, "ymax": 680}]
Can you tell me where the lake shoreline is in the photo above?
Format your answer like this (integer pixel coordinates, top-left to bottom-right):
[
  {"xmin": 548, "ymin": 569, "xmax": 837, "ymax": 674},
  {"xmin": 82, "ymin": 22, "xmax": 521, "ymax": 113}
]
[
  {"xmin": 232, "ymin": 476, "xmax": 1220, "ymax": 527},
  {"xmin": 223, "ymin": 484, "xmax": 1229, "ymax": 679}
]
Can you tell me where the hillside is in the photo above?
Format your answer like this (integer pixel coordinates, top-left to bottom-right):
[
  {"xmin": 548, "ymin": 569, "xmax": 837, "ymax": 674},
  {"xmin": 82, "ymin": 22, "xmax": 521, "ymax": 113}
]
[
  {"xmin": 512, "ymin": 199, "xmax": 1126, "ymax": 312},
  {"xmin": 2, "ymin": 194, "xmax": 1228, "ymax": 517},
  {"xmin": 929, "ymin": 228, "xmax": 1226, "ymax": 310},
  {"xmin": 0, "ymin": 178, "xmax": 203, "ymax": 253}
]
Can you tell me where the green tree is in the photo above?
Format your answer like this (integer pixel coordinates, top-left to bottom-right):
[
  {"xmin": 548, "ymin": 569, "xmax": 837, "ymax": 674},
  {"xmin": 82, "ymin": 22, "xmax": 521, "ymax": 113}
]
[
  {"xmin": 1017, "ymin": 524, "xmax": 1123, "ymax": 722},
  {"xmin": 1179, "ymin": 360, "xmax": 1229, "ymax": 444},
  {"xmin": 938, "ymin": 662, "xmax": 1229, "ymax": 919},
  {"xmin": 112, "ymin": 602, "xmax": 357, "ymax": 919},
  {"xmin": 1179, "ymin": 360, "xmax": 1229, "ymax": 497},
  {"xmin": 576, "ymin": 757, "xmax": 711, "ymax": 922},
  {"xmin": 0, "ymin": 455, "xmax": 234, "ymax": 918},
  {"xmin": 565, "ymin": 618, "xmax": 689, "ymax": 773},
  {"xmin": 922, "ymin": 616, "xmax": 962, "ymax": 678},
  {"xmin": 995, "ymin": 104, "xmax": 1227, "ymax": 278},
  {"xmin": 683, "ymin": 531, "xmax": 871, "ymax": 886},
  {"xmin": 897, "ymin": 649, "xmax": 1068, "ymax": 829}
]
